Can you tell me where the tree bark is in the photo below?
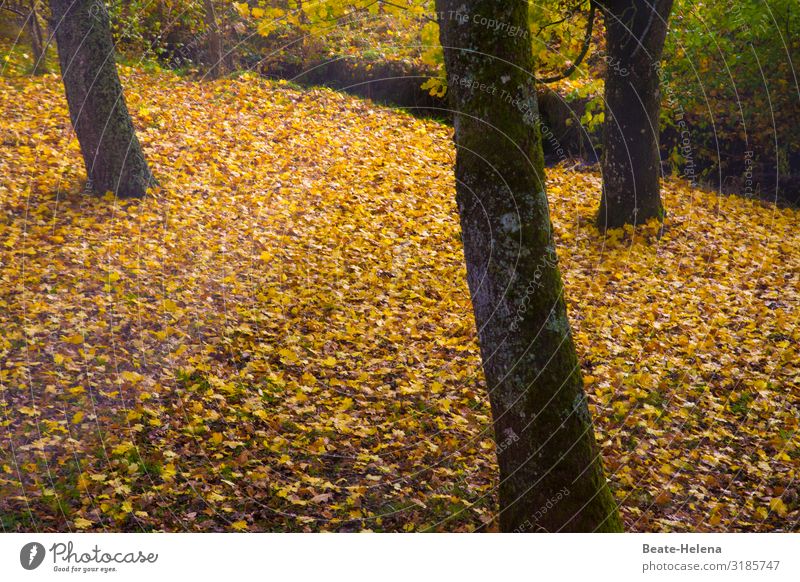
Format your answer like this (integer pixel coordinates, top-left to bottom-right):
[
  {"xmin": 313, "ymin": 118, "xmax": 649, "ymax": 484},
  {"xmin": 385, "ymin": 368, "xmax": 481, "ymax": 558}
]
[
  {"xmin": 597, "ymin": 0, "xmax": 674, "ymax": 230},
  {"xmin": 203, "ymin": 0, "xmax": 225, "ymax": 78},
  {"xmin": 28, "ymin": 2, "xmax": 48, "ymax": 74},
  {"xmin": 435, "ymin": 0, "xmax": 622, "ymax": 532},
  {"xmin": 49, "ymin": 0, "xmax": 155, "ymax": 198}
]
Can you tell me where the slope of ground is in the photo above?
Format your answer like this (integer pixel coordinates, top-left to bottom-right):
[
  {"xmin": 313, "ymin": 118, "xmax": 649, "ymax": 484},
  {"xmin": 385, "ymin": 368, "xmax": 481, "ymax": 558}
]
[{"xmin": 0, "ymin": 56, "xmax": 798, "ymax": 532}]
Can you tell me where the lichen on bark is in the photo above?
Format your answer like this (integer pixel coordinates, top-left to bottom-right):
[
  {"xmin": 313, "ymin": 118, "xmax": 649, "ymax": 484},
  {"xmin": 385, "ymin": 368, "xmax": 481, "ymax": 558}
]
[
  {"xmin": 435, "ymin": 0, "xmax": 622, "ymax": 532},
  {"xmin": 50, "ymin": 0, "xmax": 156, "ymax": 198}
]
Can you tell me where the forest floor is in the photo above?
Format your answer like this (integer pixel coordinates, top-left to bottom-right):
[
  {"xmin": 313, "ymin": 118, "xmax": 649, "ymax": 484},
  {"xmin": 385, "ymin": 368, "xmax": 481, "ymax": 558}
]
[{"xmin": 1, "ymin": 52, "xmax": 799, "ymax": 532}]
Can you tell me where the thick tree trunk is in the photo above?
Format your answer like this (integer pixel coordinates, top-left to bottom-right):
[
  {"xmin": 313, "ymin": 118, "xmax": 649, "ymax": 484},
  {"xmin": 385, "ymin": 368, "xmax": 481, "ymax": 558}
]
[
  {"xmin": 435, "ymin": 0, "xmax": 622, "ymax": 532},
  {"xmin": 597, "ymin": 0, "xmax": 674, "ymax": 230},
  {"xmin": 50, "ymin": 0, "xmax": 155, "ymax": 198},
  {"xmin": 203, "ymin": 0, "xmax": 225, "ymax": 78},
  {"xmin": 28, "ymin": 2, "xmax": 47, "ymax": 74}
]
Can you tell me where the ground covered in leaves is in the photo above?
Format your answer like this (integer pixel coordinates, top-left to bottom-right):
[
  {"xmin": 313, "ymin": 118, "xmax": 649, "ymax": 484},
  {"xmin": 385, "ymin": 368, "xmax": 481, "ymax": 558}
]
[{"xmin": 1, "ymin": 57, "xmax": 798, "ymax": 532}]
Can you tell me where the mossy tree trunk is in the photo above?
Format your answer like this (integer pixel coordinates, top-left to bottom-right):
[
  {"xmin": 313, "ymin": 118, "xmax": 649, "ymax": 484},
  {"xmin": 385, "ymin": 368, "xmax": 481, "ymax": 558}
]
[
  {"xmin": 435, "ymin": 0, "xmax": 622, "ymax": 532},
  {"xmin": 50, "ymin": 0, "xmax": 155, "ymax": 198},
  {"xmin": 597, "ymin": 0, "xmax": 674, "ymax": 231},
  {"xmin": 28, "ymin": 1, "xmax": 48, "ymax": 74}
]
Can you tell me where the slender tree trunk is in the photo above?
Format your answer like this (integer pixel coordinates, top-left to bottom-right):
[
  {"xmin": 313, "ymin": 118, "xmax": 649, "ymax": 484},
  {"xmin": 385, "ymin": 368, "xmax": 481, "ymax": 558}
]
[
  {"xmin": 28, "ymin": 2, "xmax": 47, "ymax": 74},
  {"xmin": 435, "ymin": 0, "xmax": 622, "ymax": 532},
  {"xmin": 203, "ymin": 0, "xmax": 225, "ymax": 78},
  {"xmin": 597, "ymin": 0, "xmax": 674, "ymax": 230},
  {"xmin": 49, "ymin": 0, "xmax": 155, "ymax": 198}
]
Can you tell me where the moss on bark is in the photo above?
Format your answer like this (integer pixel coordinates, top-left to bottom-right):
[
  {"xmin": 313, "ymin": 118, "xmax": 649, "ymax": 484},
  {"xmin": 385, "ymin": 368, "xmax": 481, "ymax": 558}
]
[
  {"xmin": 50, "ymin": 0, "xmax": 155, "ymax": 198},
  {"xmin": 435, "ymin": 0, "xmax": 622, "ymax": 532}
]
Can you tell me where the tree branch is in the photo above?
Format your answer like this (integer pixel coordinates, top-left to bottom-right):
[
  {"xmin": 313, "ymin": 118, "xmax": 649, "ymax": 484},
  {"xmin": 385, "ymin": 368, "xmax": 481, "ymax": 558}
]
[
  {"xmin": 537, "ymin": 0, "xmax": 590, "ymax": 33},
  {"xmin": 378, "ymin": 0, "xmax": 437, "ymax": 24},
  {"xmin": 537, "ymin": 1, "xmax": 596, "ymax": 83},
  {"xmin": 1, "ymin": 5, "xmax": 27, "ymax": 17}
]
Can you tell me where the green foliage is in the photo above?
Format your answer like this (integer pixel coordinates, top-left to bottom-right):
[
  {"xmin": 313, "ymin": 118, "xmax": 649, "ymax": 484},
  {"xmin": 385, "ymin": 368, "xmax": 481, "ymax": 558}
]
[
  {"xmin": 106, "ymin": 0, "xmax": 208, "ymax": 62},
  {"xmin": 661, "ymin": 1, "xmax": 800, "ymax": 184}
]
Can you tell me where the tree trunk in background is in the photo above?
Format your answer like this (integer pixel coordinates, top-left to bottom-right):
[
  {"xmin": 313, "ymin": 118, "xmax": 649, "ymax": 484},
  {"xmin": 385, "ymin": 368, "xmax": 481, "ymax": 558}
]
[
  {"xmin": 435, "ymin": 0, "xmax": 622, "ymax": 532},
  {"xmin": 597, "ymin": 0, "xmax": 674, "ymax": 230},
  {"xmin": 49, "ymin": 0, "xmax": 155, "ymax": 198},
  {"xmin": 28, "ymin": 2, "xmax": 47, "ymax": 74},
  {"xmin": 203, "ymin": 0, "xmax": 225, "ymax": 78}
]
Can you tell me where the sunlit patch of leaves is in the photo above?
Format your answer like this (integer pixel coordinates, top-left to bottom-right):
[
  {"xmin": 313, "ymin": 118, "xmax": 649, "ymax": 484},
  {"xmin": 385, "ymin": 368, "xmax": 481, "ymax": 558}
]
[{"xmin": 0, "ymin": 51, "xmax": 798, "ymax": 532}]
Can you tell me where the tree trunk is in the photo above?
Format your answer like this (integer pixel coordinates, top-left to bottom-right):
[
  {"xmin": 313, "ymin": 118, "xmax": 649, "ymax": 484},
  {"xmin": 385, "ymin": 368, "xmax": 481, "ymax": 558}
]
[
  {"xmin": 203, "ymin": 0, "xmax": 225, "ymax": 78},
  {"xmin": 597, "ymin": 0, "xmax": 674, "ymax": 230},
  {"xmin": 49, "ymin": 0, "xmax": 155, "ymax": 198},
  {"xmin": 28, "ymin": 2, "xmax": 47, "ymax": 74},
  {"xmin": 435, "ymin": 0, "xmax": 622, "ymax": 532}
]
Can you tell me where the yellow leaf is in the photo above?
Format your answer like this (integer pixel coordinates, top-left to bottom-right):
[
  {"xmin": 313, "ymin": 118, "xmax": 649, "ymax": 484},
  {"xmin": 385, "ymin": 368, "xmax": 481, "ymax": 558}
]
[
  {"xmin": 121, "ymin": 371, "xmax": 143, "ymax": 383},
  {"xmin": 231, "ymin": 520, "xmax": 248, "ymax": 531},
  {"xmin": 74, "ymin": 517, "xmax": 93, "ymax": 529},
  {"xmin": 162, "ymin": 463, "xmax": 177, "ymax": 480},
  {"xmin": 769, "ymin": 498, "xmax": 788, "ymax": 517},
  {"xmin": 71, "ymin": 411, "xmax": 84, "ymax": 424},
  {"xmin": 308, "ymin": 438, "xmax": 327, "ymax": 454},
  {"xmin": 278, "ymin": 348, "xmax": 299, "ymax": 364},
  {"xmin": 112, "ymin": 442, "xmax": 134, "ymax": 455},
  {"xmin": 64, "ymin": 333, "xmax": 84, "ymax": 345},
  {"xmin": 163, "ymin": 299, "xmax": 178, "ymax": 313}
]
